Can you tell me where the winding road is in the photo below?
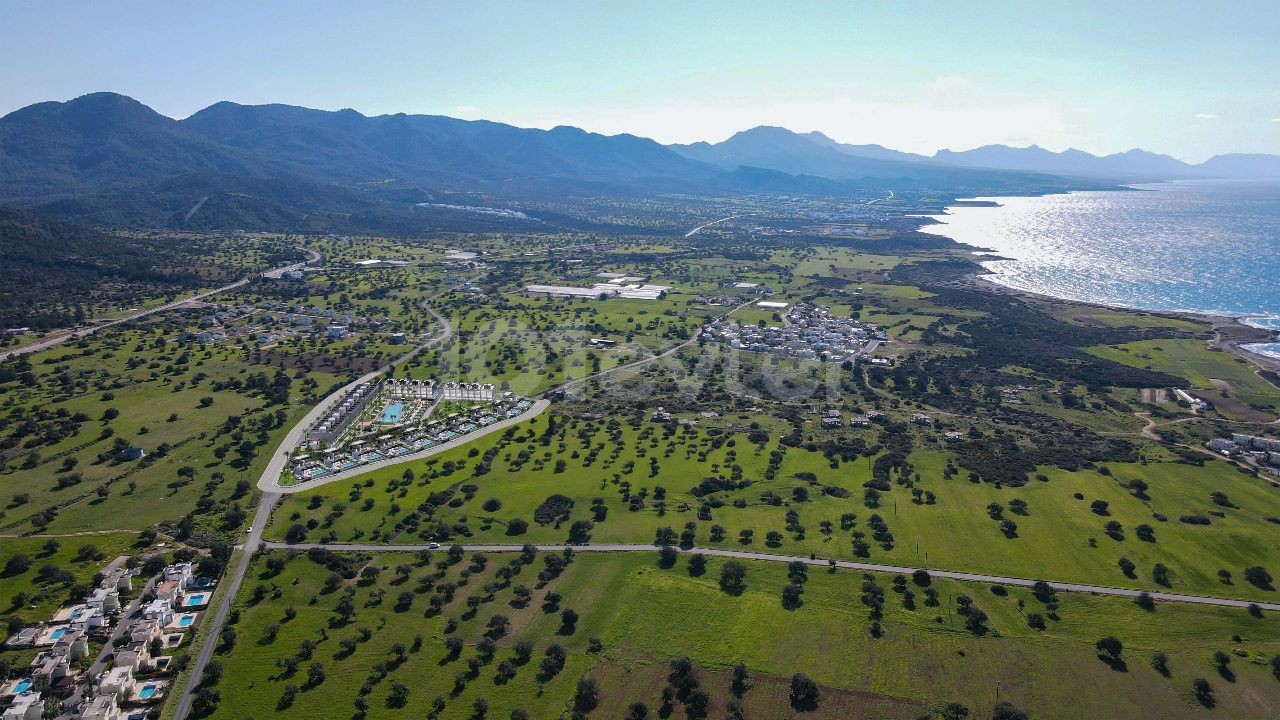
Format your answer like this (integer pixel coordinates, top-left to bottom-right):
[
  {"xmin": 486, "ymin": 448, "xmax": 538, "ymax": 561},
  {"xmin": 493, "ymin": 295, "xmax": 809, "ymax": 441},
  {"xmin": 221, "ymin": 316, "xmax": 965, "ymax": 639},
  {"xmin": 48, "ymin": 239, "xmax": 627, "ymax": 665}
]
[
  {"xmin": 175, "ymin": 276, "xmax": 482, "ymax": 719},
  {"xmin": 254, "ymin": 282, "xmax": 465, "ymax": 494},
  {"xmin": 170, "ymin": 262, "xmax": 1279, "ymax": 720},
  {"xmin": 265, "ymin": 541, "xmax": 1280, "ymax": 612}
]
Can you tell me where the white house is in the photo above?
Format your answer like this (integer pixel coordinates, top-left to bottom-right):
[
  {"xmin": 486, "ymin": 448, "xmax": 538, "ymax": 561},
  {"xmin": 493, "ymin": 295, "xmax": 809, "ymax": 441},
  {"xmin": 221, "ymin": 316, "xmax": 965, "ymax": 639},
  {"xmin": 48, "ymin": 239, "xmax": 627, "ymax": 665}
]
[
  {"xmin": 2, "ymin": 692, "xmax": 43, "ymax": 720},
  {"xmin": 162, "ymin": 563, "xmax": 194, "ymax": 587},
  {"xmin": 51, "ymin": 627, "xmax": 89, "ymax": 662},
  {"xmin": 141, "ymin": 599, "xmax": 173, "ymax": 627},
  {"xmin": 30, "ymin": 651, "xmax": 73, "ymax": 694},
  {"xmin": 98, "ymin": 666, "xmax": 134, "ymax": 699},
  {"xmin": 86, "ymin": 587, "xmax": 120, "ymax": 614},
  {"xmin": 80, "ymin": 694, "xmax": 121, "ymax": 720}
]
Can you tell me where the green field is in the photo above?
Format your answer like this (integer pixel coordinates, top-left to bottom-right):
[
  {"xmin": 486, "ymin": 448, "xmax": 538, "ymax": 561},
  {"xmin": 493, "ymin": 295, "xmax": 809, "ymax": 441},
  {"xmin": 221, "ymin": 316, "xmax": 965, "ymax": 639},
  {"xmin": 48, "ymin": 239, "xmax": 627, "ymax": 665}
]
[
  {"xmin": 1086, "ymin": 339, "xmax": 1280, "ymax": 414},
  {"xmin": 268, "ymin": 411, "xmax": 1280, "ymax": 602},
  {"xmin": 0, "ymin": 327, "xmax": 340, "ymax": 536},
  {"xmin": 5, "ymin": 225, "xmax": 1280, "ymax": 720},
  {"xmin": 196, "ymin": 549, "xmax": 1280, "ymax": 720}
]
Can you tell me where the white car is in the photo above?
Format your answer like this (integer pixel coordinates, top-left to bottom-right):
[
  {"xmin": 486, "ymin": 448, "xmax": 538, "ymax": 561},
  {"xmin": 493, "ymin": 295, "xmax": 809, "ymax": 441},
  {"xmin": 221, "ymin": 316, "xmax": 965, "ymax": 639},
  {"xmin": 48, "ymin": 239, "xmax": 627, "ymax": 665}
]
[{"xmin": 427, "ymin": 542, "xmax": 441, "ymax": 550}]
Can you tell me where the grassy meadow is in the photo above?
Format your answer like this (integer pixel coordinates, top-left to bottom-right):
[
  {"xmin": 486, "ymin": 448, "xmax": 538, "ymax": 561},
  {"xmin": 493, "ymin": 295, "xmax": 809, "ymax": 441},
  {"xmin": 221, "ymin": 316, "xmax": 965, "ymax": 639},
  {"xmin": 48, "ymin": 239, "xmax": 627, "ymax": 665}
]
[
  {"xmin": 195, "ymin": 549, "xmax": 1280, "ymax": 720},
  {"xmin": 267, "ymin": 411, "xmax": 1280, "ymax": 602}
]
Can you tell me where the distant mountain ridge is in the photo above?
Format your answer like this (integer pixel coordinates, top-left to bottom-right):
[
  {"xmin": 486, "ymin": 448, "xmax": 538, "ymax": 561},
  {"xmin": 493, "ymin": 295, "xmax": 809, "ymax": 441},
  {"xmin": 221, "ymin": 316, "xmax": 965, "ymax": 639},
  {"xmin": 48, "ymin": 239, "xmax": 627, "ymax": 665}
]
[
  {"xmin": 0, "ymin": 93, "xmax": 1104, "ymax": 230},
  {"xmin": 0, "ymin": 92, "xmax": 733, "ymax": 204},
  {"xmin": 931, "ymin": 145, "xmax": 1198, "ymax": 180},
  {"xmin": 669, "ymin": 126, "xmax": 1054, "ymax": 186},
  {"xmin": 2, "ymin": 92, "xmax": 1276, "ymax": 233},
  {"xmin": 678, "ymin": 127, "xmax": 1280, "ymax": 181}
]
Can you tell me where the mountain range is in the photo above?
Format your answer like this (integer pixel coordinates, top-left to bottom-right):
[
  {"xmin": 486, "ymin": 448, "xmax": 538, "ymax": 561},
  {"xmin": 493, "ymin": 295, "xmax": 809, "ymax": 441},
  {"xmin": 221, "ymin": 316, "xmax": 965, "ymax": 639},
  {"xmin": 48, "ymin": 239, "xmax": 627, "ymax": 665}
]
[
  {"xmin": 675, "ymin": 127, "xmax": 1280, "ymax": 182},
  {"xmin": 1, "ymin": 92, "xmax": 1277, "ymax": 231}
]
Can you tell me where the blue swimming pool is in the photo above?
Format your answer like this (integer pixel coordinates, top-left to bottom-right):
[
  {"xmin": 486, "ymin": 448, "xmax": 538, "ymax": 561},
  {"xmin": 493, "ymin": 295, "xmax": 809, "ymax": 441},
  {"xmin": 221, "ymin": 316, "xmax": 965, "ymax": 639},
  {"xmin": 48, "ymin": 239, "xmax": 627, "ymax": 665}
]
[
  {"xmin": 178, "ymin": 615, "xmax": 194, "ymax": 627},
  {"xmin": 50, "ymin": 627, "xmax": 66, "ymax": 639},
  {"xmin": 139, "ymin": 684, "xmax": 158, "ymax": 700},
  {"xmin": 378, "ymin": 402, "xmax": 405, "ymax": 423},
  {"xmin": 13, "ymin": 678, "xmax": 31, "ymax": 693},
  {"xmin": 184, "ymin": 594, "xmax": 205, "ymax": 607}
]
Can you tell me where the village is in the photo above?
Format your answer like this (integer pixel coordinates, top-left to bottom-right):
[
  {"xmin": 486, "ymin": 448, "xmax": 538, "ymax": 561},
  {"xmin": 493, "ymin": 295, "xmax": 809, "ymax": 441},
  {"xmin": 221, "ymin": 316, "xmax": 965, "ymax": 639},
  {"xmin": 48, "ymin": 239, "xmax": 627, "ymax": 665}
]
[
  {"xmin": 173, "ymin": 299, "xmax": 407, "ymax": 349},
  {"xmin": 702, "ymin": 301, "xmax": 887, "ymax": 363},
  {"xmin": 2, "ymin": 557, "xmax": 214, "ymax": 720}
]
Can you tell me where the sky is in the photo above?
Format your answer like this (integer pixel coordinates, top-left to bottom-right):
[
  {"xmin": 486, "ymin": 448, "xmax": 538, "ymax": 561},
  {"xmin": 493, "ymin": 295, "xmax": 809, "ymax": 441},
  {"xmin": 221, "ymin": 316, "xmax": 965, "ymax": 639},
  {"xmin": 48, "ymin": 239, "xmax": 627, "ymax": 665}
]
[{"xmin": 2, "ymin": 1, "xmax": 1278, "ymax": 162}]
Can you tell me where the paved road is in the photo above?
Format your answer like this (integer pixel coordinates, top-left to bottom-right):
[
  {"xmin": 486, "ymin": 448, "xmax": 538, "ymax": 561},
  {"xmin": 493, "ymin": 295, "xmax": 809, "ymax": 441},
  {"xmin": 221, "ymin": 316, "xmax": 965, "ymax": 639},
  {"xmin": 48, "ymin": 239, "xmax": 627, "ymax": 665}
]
[
  {"xmin": 174, "ymin": 277, "xmax": 466, "ymax": 720},
  {"xmin": 62, "ymin": 560, "xmax": 158, "ymax": 715},
  {"xmin": 172, "ymin": 491, "xmax": 278, "ymax": 720},
  {"xmin": 684, "ymin": 215, "xmax": 738, "ymax": 238},
  {"xmin": 544, "ymin": 298, "xmax": 754, "ymax": 398},
  {"xmin": 255, "ymin": 281, "xmax": 471, "ymax": 493},
  {"xmin": 271, "ymin": 399, "xmax": 550, "ymax": 494},
  {"xmin": 0, "ymin": 249, "xmax": 320, "ymax": 361},
  {"xmin": 264, "ymin": 541, "xmax": 1280, "ymax": 612}
]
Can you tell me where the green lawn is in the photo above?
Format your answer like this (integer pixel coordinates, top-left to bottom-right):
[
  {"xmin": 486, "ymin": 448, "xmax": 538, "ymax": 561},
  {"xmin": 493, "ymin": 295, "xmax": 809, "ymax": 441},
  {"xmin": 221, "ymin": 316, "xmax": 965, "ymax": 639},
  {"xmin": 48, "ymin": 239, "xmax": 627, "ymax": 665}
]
[{"xmin": 0, "ymin": 532, "xmax": 138, "ymax": 619}]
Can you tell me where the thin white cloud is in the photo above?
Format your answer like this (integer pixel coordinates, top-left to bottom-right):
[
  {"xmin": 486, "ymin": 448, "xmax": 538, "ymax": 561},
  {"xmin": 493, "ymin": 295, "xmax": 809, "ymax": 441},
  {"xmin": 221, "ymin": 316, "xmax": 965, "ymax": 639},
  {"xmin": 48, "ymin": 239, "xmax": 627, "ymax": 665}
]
[
  {"xmin": 1195, "ymin": 112, "xmax": 1218, "ymax": 119},
  {"xmin": 1272, "ymin": 117, "xmax": 1280, "ymax": 123},
  {"xmin": 454, "ymin": 105, "xmax": 478, "ymax": 114}
]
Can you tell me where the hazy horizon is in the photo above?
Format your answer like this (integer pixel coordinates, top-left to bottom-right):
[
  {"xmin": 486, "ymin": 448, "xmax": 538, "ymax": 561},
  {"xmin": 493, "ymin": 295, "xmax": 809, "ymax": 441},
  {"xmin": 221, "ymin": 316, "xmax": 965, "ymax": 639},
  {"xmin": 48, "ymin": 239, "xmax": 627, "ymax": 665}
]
[{"xmin": 3, "ymin": 1, "xmax": 1279, "ymax": 162}]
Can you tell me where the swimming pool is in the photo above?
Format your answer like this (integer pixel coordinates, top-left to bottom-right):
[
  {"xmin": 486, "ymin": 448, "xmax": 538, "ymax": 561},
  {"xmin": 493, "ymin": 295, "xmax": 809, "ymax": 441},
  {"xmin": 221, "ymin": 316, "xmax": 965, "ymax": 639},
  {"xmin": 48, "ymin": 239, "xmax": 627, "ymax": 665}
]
[
  {"xmin": 184, "ymin": 594, "xmax": 205, "ymax": 607},
  {"xmin": 13, "ymin": 679, "xmax": 31, "ymax": 693},
  {"xmin": 178, "ymin": 615, "xmax": 194, "ymax": 627},
  {"xmin": 50, "ymin": 627, "xmax": 66, "ymax": 639},
  {"xmin": 139, "ymin": 684, "xmax": 158, "ymax": 700},
  {"xmin": 378, "ymin": 402, "xmax": 405, "ymax": 423}
]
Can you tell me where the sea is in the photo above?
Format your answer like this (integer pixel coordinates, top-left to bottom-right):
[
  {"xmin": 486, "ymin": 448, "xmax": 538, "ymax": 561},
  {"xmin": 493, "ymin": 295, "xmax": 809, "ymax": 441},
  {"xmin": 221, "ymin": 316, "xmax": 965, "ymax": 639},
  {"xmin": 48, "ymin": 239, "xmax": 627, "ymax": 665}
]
[{"xmin": 918, "ymin": 179, "xmax": 1280, "ymax": 360}]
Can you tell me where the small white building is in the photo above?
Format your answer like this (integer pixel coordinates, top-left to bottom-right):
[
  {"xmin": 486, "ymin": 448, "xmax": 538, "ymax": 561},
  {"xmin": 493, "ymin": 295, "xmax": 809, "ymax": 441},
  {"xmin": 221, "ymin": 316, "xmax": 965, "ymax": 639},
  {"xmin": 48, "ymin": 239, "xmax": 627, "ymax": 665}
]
[
  {"xmin": 2, "ymin": 692, "xmax": 43, "ymax": 720},
  {"xmin": 163, "ymin": 563, "xmax": 194, "ymax": 587},
  {"xmin": 86, "ymin": 587, "xmax": 120, "ymax": 614},
  {"xmin": 30, "ymin": 651, "xmax": 73, "ymax": 693},
  {"xmin": 51, "ymin": 627, "xmax": 89, "ymax": 662},
  {"xmin": 142, "ymin": 599, "xmax": 174, "ymax": 627},
  {"xmin": 98, "ymin": 666, "xmax": 134, "ymax": 699},
  {"xmin": 80, "ymin": 694, "xmax": 122, "ymax": 720}
]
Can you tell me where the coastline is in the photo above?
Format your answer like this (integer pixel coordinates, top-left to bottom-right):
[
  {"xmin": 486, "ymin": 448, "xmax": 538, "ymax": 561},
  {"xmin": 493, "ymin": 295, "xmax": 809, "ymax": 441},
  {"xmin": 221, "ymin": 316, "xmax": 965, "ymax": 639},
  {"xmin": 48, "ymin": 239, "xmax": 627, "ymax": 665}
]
[
  {"xmin": 960, "ymin": 270, "xmax": 1280, "ymax": 374},
  {"xmin": 915, "ymin": 182, "xmax": 1280, "ymax": 375}
]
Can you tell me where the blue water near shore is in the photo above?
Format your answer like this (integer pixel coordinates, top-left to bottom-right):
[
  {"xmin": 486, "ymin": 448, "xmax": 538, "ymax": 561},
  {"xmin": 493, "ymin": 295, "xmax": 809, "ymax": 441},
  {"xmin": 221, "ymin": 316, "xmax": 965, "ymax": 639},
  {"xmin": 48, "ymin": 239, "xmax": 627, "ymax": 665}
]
[{"xmin": 919, "ymin": 180, "xmax": 1280, "ymax": 359}]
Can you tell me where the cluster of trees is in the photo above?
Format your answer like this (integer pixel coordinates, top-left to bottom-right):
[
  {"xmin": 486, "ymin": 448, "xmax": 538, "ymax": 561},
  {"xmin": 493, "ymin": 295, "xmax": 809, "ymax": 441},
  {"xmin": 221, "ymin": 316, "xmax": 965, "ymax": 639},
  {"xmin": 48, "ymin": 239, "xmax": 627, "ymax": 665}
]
[{"xmin": 0, "ymin": 208, "xmax": 222, "ymax": 330}]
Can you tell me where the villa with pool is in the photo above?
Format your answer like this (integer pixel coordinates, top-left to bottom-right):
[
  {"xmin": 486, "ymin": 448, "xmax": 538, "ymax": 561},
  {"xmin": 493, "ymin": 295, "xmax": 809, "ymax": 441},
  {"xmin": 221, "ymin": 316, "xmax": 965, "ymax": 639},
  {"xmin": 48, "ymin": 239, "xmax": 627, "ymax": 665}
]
[
  {"xmin": 1, "ymin": 556, "xmax": 203, "ymax": 720},
  {"xmin": 288, "ymin": 378, "xmax": 535, "ymax": 483}
]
